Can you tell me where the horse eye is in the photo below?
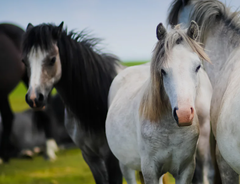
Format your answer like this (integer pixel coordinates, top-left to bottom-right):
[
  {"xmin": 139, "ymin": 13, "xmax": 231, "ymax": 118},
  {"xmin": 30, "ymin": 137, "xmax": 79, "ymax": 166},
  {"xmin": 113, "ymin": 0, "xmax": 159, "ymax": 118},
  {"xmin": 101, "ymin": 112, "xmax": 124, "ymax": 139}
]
[
  {"xmin": 161, "ymin": 69, "xmax": 166, "ymax": 76},
  {"xmin": 50, "ymin": 57, "xmax": 56, "ymax": 66},
  {"xmin": 196, "ymin": 65, "xmax": 201, "ymax": 72},
  {"xmin": 176, "ymin": 37, "xmax": 183, "ymax": 44}
]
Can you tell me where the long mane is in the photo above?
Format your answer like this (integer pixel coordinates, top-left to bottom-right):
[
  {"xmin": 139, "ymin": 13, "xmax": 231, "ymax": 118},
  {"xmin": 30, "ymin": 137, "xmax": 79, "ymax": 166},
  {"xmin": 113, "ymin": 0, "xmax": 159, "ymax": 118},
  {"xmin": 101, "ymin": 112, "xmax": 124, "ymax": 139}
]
[
  {"xmin": 22, "ymin": 23, "xmax": 120, "ymax": 133},
  {"xmin": 168, "ymin": 0, "xmax": 240, "ymax": 45},
  {"xmin": 190, "ymin": 0, "xmax": 240, "ymax": 45},
  {"xmin": 167, "ymin": 0, "xmax": 190, "ymax": 26},
  {"xmin": 139, "ymin": 25, "xmax": 210, "ymax": 122},
  {"xmin": 59, "ymin": 30, "xmax": 120, "ymax": 132}
]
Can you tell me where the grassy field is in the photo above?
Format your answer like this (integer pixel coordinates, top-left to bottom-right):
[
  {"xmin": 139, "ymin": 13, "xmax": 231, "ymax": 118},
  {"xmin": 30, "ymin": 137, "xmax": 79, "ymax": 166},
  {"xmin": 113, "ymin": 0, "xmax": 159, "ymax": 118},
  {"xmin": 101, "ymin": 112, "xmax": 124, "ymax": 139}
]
[
  {"xmin": 0, "ymin": 148, "xmax": 174, "ymax": 184},
  {"xmin": 1, "ymin": 61, "xmax": 175, "ymax": 184}
]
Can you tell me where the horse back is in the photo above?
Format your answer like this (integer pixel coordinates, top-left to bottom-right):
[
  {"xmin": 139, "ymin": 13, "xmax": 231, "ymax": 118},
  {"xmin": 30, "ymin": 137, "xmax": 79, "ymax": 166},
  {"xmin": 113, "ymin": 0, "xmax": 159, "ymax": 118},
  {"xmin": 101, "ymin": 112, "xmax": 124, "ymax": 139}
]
[
  {"xmin": 0, "ymin": 24, "xmax": 25, "ymax": 95},
  {"xmin": 108, "ymin": 64, "xmax": 150, "ymax": 106}
]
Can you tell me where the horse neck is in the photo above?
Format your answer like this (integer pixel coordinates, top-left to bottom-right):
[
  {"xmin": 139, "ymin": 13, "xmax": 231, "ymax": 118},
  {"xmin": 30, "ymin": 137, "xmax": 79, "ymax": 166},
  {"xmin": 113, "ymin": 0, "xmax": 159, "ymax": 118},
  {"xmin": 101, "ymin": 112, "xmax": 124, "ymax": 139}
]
[
  {"xmin": 203, "ymin": 24, "xmax": 240, "ymax": 87},
  {"xmin": 55, "ymin": 38, "xmax": 118, "ymax": 132}
]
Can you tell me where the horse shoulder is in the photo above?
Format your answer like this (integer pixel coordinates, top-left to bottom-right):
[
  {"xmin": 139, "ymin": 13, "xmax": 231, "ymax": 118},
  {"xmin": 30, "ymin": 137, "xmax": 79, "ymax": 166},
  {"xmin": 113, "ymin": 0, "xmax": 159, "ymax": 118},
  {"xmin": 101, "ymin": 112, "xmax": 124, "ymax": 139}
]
[
  {"xmin": 106, "ymin": 65, "xmax": 150, "ymax": 169},
  {"xmin": 217, "ymin": 63, "xmax": 240, "ymax": 131},
  {"xmin": 216, "ymin": 65, "xmax": 240, "ymax": 173},
  {"xmin": 211, "ymin": 51, "xmax": 240, "ymax": 135}
]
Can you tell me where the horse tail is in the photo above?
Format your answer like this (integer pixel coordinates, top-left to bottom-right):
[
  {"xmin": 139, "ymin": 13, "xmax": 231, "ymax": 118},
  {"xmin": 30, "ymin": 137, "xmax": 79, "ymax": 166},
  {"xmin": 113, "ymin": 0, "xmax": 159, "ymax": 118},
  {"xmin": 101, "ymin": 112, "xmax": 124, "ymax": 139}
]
[
  {"xmin": 210, "ymin": 129, "xmax": 222, "ymax": 184},
  {"xmin": 138, "ymin": 171, "xmax": 144, "ymax": 184}
]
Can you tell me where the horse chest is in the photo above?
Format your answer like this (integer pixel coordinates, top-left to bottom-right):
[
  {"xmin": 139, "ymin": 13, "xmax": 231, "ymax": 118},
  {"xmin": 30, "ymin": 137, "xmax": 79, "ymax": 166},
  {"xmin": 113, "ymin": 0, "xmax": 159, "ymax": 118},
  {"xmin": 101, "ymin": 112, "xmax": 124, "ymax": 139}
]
[{"xmin": 140, "ymin": 119, "xmax": 199, "ymax": 174}]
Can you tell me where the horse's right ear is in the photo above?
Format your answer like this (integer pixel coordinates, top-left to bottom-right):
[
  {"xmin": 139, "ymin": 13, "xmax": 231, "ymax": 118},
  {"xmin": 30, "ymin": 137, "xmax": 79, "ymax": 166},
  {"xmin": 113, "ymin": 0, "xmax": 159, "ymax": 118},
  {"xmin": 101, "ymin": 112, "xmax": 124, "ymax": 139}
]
[
  {"xmin": 26, "ymin": 23, "xmax": 34, "ymax": 31},
  {"xmin": 156, "ymin": 23, "xmax": 166, "ymax": 41}
]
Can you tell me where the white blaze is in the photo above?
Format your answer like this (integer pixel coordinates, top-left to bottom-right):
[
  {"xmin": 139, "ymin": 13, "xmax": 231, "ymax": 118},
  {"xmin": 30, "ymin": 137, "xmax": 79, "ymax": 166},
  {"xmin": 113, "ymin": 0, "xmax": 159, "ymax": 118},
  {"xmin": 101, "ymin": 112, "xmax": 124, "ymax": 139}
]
[{"xmin": 28, "ymin": 47, "xmax": 47, "ymax": 89}]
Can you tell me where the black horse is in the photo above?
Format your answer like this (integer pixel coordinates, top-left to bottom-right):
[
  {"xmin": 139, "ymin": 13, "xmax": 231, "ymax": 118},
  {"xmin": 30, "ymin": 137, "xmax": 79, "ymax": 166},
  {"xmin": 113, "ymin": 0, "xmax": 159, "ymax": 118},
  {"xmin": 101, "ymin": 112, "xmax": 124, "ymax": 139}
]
[{"xmin": 22, "ymin": 22, "xmax": 123, "ymax": 184}]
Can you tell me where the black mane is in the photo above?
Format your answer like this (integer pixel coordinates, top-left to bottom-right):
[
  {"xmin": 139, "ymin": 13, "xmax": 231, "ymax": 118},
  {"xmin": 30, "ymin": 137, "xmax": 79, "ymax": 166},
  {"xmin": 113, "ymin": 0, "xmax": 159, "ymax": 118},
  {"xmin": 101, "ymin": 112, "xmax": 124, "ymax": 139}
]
[
  {"xmin": 22, "ymin": 23, "xmax": 120, "ymax": 133},
  {"xmin": 22, "ymin": 23, "xmax": 58, "ymax": 55}
]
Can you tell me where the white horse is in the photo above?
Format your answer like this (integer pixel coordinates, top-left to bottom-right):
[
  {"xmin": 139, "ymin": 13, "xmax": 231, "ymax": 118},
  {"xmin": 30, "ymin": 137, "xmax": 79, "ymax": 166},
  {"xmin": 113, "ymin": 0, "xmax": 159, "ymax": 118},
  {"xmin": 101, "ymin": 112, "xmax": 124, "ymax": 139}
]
[
  {"xmin": 168, "ymin": 0, "xmax": 240, "ymax": 183},
  {"xmin": 106, "ymin": 22, "xmax": 212, "ymax": 184}
]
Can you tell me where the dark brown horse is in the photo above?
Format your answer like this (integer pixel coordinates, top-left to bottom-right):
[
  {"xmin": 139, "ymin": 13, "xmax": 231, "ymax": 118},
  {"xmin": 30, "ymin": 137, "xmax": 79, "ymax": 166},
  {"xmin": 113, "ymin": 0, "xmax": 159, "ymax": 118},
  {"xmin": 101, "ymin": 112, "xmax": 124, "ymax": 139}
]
[
  {"xmin": 0, "ymin": 23, "xmax": 65, "ymax": 163},
  {"xmin": 0, "ymin": 23, "xmax": 28, "ymax": 162}
]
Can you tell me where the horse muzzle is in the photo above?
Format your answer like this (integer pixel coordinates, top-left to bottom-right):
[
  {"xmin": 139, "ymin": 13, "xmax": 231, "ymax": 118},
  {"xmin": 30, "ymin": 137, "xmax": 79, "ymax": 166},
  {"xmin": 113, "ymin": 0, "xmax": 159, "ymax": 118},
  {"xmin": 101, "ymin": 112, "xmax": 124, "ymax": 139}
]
[
  {"xmin": 25, "ymin": 91, "xmax": 46, "ymax": 110},
  {"xmin": 173, "ymin": 106, "xmax": 194, "ymax": 126}
]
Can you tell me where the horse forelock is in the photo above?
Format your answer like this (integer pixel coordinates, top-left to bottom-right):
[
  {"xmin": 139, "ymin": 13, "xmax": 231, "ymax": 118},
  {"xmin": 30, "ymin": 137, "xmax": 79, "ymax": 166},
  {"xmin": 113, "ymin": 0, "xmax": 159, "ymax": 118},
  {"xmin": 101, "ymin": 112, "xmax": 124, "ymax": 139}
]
[
  {"xmin": 22, "ymin": 24, "xmax": 57, "ymax": 56},
  {"xmin": 139, "ymin": 25, "xmax": 210, "ymax": 122}
]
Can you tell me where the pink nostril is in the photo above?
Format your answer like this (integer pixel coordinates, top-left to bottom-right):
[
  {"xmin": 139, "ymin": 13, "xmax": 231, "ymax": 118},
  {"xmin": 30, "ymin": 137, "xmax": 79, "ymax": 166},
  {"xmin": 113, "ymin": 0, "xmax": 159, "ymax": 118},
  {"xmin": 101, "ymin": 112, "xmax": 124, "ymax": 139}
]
[
  {"xmin": 175, "ymin": 106, "xmax": 194, "ymax": 126},
  {"xmin": 189, "ymin": 107, "xmax": 194, "ymax": 122}
]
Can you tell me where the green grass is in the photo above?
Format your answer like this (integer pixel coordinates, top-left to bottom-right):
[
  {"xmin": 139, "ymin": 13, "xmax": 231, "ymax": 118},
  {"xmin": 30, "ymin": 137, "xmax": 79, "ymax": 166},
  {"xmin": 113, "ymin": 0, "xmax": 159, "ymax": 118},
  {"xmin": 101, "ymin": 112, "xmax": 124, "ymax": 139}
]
[
  {"xmin": 121, "ymin": 61, "xmax": 149, "ymax": 67},
  {"xmin": 2, "ymin": 61, "xmax": 175, "ymax": 184},
  {"xmin": 0, "ymin": 149, "xmax": 91, "ymax": 184},
  {"xmin": 0, "ymin": 148, "xmax": 174, "ymax": 184}
]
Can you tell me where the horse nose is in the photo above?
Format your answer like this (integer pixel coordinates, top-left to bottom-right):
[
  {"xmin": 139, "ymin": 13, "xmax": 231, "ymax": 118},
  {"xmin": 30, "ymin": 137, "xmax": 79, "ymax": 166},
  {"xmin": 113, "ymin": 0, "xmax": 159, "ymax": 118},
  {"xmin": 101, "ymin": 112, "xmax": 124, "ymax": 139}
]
[
  {"xmin": 25, "ymin": 92, "xmax": 45, "ymax": 108},
  {"xmin": 173, "ymin": 106, "xmax": 194, "ymax": 126},
  {"xmin": 25, "ymin": 93, "xmax": 34, "ymax": 108},
  {"xmin": 37, "ymin": 93, "xmax": 44, "ymax": 102},
  {"xmin": 173, "ymin": 107, "xmax": 179, "ymax": 123}
]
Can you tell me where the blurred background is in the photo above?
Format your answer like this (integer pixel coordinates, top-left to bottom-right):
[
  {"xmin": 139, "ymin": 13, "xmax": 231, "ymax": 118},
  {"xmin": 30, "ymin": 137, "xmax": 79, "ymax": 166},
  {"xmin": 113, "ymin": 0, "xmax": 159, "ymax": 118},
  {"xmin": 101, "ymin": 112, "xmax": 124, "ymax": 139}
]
[{"xmin": 0, "ymin": 0, "xmax": 239, "ymax": 184}]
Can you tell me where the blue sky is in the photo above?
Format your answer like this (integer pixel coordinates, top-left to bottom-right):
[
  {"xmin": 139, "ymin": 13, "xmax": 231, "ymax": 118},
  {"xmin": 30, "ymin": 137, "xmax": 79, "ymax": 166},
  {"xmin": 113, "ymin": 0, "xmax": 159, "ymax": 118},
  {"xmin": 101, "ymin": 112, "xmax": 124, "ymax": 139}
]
[{"xmin": 0, "ymin": 0, "xmax": 239, "ymax": 61}]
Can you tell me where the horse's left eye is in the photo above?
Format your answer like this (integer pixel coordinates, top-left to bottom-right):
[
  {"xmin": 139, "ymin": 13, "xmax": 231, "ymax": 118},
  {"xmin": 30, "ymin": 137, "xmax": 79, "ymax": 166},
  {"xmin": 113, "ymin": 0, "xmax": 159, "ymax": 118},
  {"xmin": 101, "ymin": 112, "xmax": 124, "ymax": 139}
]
[
  {"xmin": 195, "ymin": 65, "xmax": 201, "ymax": 72},
  {"xmin": 50, "ymin": 57, "xmax": 56, "ymax": 66}
]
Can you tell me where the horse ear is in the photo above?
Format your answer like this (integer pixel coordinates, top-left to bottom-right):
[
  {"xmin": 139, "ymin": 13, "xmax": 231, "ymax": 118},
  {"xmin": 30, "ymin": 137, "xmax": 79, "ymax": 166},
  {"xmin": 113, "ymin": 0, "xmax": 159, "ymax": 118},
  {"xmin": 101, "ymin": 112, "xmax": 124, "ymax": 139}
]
[
  {"xmin": 53, "ymin": 21, "xmax": 64, "ymax": 40},
  {"xmin": 26, "ymin": 23, "xmax": 34, "ymax": 31},
  {"xmin": 156, "ymin": 23, "xmax": 166, "ymax": 41},
  {"xmin": 187, "ymin": 20, "xmax": 199, "ymax": 40}
]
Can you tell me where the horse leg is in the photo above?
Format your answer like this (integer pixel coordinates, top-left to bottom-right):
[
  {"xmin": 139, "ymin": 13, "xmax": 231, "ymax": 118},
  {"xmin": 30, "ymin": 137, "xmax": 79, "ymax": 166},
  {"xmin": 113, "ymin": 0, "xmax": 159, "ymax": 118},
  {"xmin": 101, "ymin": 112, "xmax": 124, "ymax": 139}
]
[
  {"xmin": 45, "ymin": 138, "xmax": 58, "ymax": 161},
  {"xmin": 175, "ymin": 159, "xmax": 196, "ymax": 184},
  {"xmin": 193, "ymin": 132, "xmax": 214, "ymax": 184},
  {"xmin": 105, "ymin": 151, "xmax": 122, "ymax": 184},
  {"xmin": 0, "ymin": 97, "xmax": 14, "ymax": 163},
  {"xmin": 35, "ymin": 110, "xmax": 58, "ymax": 161},
  {"xmin": 82, "ymin": 149, "xmax": 108, "ymax": 184},
  {"xmin": 141, "ymin": 158, "xmax": 159, "ymax": 184},
  {"xmin": 119, "ymin": 163, "xmax": 136, "ymax": 184},
  {"xmin": 192, "ymin": 149, "xmax": 203, "ymax": 184},
  {"xmin": 210, "ymin": 130, "xmax": 222, "ymax": 184},
  {"xmin": 193, "ymin": 111, "xmax": 214, "ymax": 184},
  {"xmin": 216, "ymin": 145, "xmax": 239, "ymax": 184},
  {"xmin": 42, "ymin": 118, "xmax": 58, "ymax": 161}
]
